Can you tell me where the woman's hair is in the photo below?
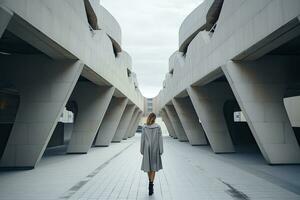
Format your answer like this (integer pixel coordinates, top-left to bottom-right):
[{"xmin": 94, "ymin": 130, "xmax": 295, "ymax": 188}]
[{"xmin": 146, "ymin": 112, "xmax": 156, "ymax": 125}]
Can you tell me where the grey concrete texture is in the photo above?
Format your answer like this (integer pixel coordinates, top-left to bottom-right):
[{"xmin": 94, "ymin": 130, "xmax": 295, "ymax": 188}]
[
  {"xmin": 158, "ymin": 0, "xmax": 300, "ymax": 109},
  {"xmin": 0, "ymin": 0, "xmax": 144, "ymax": 109},
  {"xmin": 123, "ymin": 108, "xmax": 140, "ymax": 140},
  {"xmin": 95, "ymin": 97, "xmax": 128, "ymax": 147},
  {"xmin": 223, "ymin": 57, "xmax": 300, "ymax": 164},
  {"xmin": 178, "ymin": 0, "xmax": 214, "ymax": 51},
  {"xmin": 1, "ymin": 136, "xmax": 299, "ymax": 200},
  {"xmin": 187, "ymin": 83, "xmax": 235, "ymax": 153},
  {"xmin": 161, "ymin": 109, "xmax": 177, "ymax": 138},
  {"xmin": 0, "ymin": 55, "xmax": 83, "ymax": 168},
  {"xmin": 0, "ymin": 5, "xmax": 13, "ymax": 38},
  {"xmin": 67, "ymin": 84, "xmax": 115, "ymax": 153},
  {"xmin": 172, "ymin": 97, "xmax": 207, "ymax": 146},
  {"xmin": 156, "ymin": 0, "xmax": 300, "ymax": 165},
  {"xmin": 164, "ymin": 105, "xmax": 189, "ymax": 142},
  {"xmin": 128, "ymin": 112, "xmax": 143, "ymax": 138},
  {"xmin": 112, "ymin": 104, "xmax": 136, "ymax": 142}
]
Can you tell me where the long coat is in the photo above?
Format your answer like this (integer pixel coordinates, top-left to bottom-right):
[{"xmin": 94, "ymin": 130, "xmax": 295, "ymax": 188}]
[{"xmin": 140, "ymin": 123, "xmax": 163, "ymax": 172}]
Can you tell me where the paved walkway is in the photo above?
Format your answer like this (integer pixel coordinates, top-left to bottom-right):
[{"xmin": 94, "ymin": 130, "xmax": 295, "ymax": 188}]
[{"xmin": 0, "ymin": 136, "xmax": 300, "ymax": 200}]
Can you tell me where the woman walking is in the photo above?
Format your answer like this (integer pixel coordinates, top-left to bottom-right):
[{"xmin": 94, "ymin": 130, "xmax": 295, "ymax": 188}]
[{"xmin": 140, "ymin": 113, "xmax": 163, "ymax": 196}]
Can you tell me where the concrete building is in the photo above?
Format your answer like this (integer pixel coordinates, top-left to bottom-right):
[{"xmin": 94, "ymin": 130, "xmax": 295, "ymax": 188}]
[
  {"xmin": 156, "ymin": 0, "xmax": 300, "ymax": 164},
  {"xmin": 0, "ymin": 0, "xmax": 143, "ymax": 169}
]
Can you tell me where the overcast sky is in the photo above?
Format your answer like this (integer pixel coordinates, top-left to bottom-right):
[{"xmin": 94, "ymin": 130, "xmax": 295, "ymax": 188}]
[{"xmin": 101, "ymin": 0, "xmax": 203, "ymax": 98}]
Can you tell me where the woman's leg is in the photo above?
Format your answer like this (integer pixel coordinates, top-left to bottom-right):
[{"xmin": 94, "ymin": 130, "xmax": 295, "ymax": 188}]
[
  {"xmin": 147, "ymin": 171, "xmax": 156, "ymax": 182},
  {"xmin": 147, "ymin": 171, "xmax": 151, "ymax": 181},
  {"xmin": 148, "ymin": 171, "xmax": 155, "ymax": 195},
  {"xmin": 151, "ymin": 171, "xmax": 156, "ymax": 182}
]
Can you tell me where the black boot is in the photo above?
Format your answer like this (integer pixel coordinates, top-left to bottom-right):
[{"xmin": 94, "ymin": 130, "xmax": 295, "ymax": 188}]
[{"xmin": 148, "ymin": 182, "xmax": 154, "ymax": 196}]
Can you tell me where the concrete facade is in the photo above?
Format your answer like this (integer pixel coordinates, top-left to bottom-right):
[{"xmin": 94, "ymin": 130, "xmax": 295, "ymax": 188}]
[
  {"xmin": 0, "ymin": 0, "xmax": 143, "ymax": 168},
  {"xmin": 67, "ymin": 84, "xmax": 114, "ymax": 153},
  {"xmin": 161, "ymin": 109, "xmax": 177, "ymax": 138},
  {"xmin": 172, "ymin": 97, "xmax": 207, "ymax": 145},
  {"xmin": 112, "ymin": 104, "xmax": 136, "ymax": 142},
  {"xmin": 95, "ymin": 97, "xmax": 128, "ymax": 147},
  {"xmin": 164, "ymin": 105, "xmax": 188, "ymax": 142},
  {"xmin": 155, "ymin": 0, "xmax": 300, "ymax": 164},
  {"xmin": 0, "ymin": 55, "xmax": 83, "ymax": 168},
  {"xmin": 223, "ymin": 57, "xmax": 300, "ymax": 164},
  {"xmin": 123, "ymin": 108, "xmax": 140, "ymax": 140},
  {"xmin": 187, "ymin": 84, "xmax": 235, "ymax": 153},
  {"xmin": 128, "ymin": 111, "xmax": 143, "ymax": 138}
]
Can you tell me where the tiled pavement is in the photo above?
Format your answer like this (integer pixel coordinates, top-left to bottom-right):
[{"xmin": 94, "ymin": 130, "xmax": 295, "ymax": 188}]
[{"xmin": 0, "ymin": 136, "xmax": 300, "ymax": 200}]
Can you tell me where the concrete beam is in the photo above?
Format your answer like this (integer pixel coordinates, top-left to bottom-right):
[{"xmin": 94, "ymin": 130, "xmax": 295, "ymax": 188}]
[
  {"xmin": 112, "ymin": 104, "xmax": 135, "ymax": 142},
  {"xmin": 123, "ymin": 108, "xmax": 139, "ymax": 140},
  {"xmin": 161, "ymin": 109, "xmax": 177, "ymax": 138},
  {"xmin": 128, "ymin": 111, "xmax": 143, "ymax": 138},
  {"xmin": 0, "ymin": 55, "xmax": 83, "ymax": 168},
  {"xmin": 172, "ymin": 97, "xmax": 207, "ymax": 145},
  {"xmin": 0, "ymin": 5, "xmax": 13, "ymax": 37},
  {"xmin": 223, "ymin": 57, "xmax": 300, "ymax": 164},
  {"xmin": 94, "ymin": 97, "xmax": 128, "ymax": 147},
  {"xmin": 67, "ymin": 84, "xmax": 114, "ymax": 154},
  {"xmin": 165, "ymin": 105, "xmax": 189, "ymax": 142},
  {"xmin": 187, "ymin": 83, "xmax": 235, "ymax": 153}
]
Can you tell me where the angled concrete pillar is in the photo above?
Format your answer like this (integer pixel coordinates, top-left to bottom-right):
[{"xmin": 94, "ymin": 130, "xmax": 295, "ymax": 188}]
[
  {"xmin": 173, "ymin": 97, "xmax": 207, "ymax": 146},
  {"xmin": 0, "ymin": 55, "xmax": 83, "ymax": 168},
  {"xmin": 112, "ymin": 104, "xmax": 135, "ymax": 142},
  {"xmin": 128, "ymin": 111, "xmax": 143, "ymax": 138},
  {"xmin": 187, "ymin": 83, "xmax": 235, "ymax": 153},
  {"xmin": 223, "ymin": 57, "xmax": 300, "ymax": 164},
  {"xmin": 161, "ymin": 109, "xmax": 177, "ymax": 138},
  {"xmin": 165, "ymin": 105, "xmax": 188, "ymax": 142},
  {"xmin": 123, "ymin": 108, "xmax": 139, "ymax": 140},
  {"xmin": 0, "ymin": 6, "xmax": 13, "ymax": 37},
  {"xmin": 94, "ymin": 97, "xmax": 128, "ymax": 147},
  {"xmin": 66, "ymin": 84, "xmax": 114, "ymax": 153}
]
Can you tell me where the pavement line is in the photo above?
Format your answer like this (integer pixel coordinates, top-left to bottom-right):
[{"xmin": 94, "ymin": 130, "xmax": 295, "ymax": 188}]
[{"xmin": 60, "ymin": 141, "xmax": 136, "ymax": 199}]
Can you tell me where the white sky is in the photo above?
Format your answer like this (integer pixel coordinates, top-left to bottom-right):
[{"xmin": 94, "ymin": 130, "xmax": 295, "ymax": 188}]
[{"xmin": 101, "ymin": 0, "xmax": 204, "ymax": 98}]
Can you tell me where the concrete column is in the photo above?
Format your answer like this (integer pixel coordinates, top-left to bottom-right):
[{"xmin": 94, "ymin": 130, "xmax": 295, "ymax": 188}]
[
  {"xmin": 161, "ymin": 109, "xmax": 177, "ymax": 138},
  {"xmin": 172, "ymin": 97, "xmax": 207, "ymax": 146},
  {"xmin": 187, "ymin": 83, "xmax": 235, "ymax": 153},
  {"xmin": 165, "ymin": 105, "xmax": 188, "ymax": 142},
  {"xmin": 112, "ymin": 104, "xmax": 135, "ymax": 142},
  {"xmin": 0, "ymin": 6, "xmax": 13, "ymax": 37},
  {"xmin": 94, "ymin": 97, "xmax": 128, "ymax": 147},
  {"xmin": 0, "ymin": 55, "xmax": 83, "ymax": 168},
  {"xmin": 223, "ymin": 57, "xmax": 300, "ymax": 164},
  {"xmin": 123, "ymin": 108, "xmax": 139, "ymax": 140},
  {"xmin": 67, "ymin": 84, "xmax": 114, "ymax": 153},
  {"xmin": 128, "ymin": 111, "xmax": 143, "ymax": 138}
]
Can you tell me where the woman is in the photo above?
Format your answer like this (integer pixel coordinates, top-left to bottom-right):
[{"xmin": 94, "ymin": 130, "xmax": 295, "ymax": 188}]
[{"xmin": 140, "ymin": 112, "xmax": 163, "ymax": 196}]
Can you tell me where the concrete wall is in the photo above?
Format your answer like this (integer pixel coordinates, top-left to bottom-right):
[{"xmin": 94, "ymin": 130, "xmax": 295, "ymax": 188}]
[
  {"xmin": 172, "ymin": 97, "xmax": 207, "ymax": 145},
  {"xmin": 66, "ymin": 84, "xmax": 114, "ymax": 154},
  {"xmin": 0, "ymin": 55, "xmax": 83, "ymax": 168},
  {"xmin": 187, "ymin": 84, "xmax": 235, "ymax": 153},
  {"xmin": 0, "ymin": 0, "xmax": 143, "ymax": 110},
  {"xmin": 95, "ymin": 97, "xmax": 128, "ymax": 146},
  {"xmin": 0, "ymin": 1, "xmax": 144, "ymax": 169},
  {"xmin": 165, "ymin": 105, "xmax": 188, "ymax": 142},
  {"xmin": 158, "ymin": 0, "xmax": 300, "ymax": 109},
  {"xmin": 112, "ymin": 104, "xmax": 136, "ymax": 142},
  {"xmin": 123, "ymin": 108, "xmax": 140, "ymax": 140},
  {"xmin": 223, "ymin": 58, "xmax": 300, "ymax": 164},
  {"xmin": 155, "ymin": 0, "xmax": 300, "ymax": 164}
]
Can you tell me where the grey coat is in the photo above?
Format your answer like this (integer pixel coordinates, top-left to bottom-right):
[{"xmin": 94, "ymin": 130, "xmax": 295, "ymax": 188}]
[{"xmin": 140, "ymin": 123, "xmax": 163, "ymax": 172}]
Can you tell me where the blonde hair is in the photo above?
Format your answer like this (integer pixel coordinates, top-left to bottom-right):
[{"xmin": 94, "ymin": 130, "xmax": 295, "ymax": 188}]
[{"xmin": 146, "ymin": 113, "xmax": 156, "ymax": 125}]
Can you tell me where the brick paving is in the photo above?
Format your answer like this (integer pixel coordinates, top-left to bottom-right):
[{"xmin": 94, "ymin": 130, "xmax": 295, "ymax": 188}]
[{"xmin": 0, "ymin": 136, "xmax": 300, "ymax": 200}]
